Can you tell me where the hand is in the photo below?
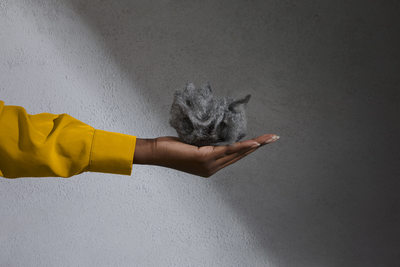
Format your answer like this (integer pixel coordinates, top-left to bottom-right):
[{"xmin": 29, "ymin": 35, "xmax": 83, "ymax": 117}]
[{"xmin": 133, "ymin": 134, "xmax": 280, "ymax": 178}]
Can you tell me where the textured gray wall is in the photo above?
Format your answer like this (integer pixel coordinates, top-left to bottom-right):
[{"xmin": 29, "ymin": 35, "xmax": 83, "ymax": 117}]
[{"xmin": 0, "ymin": 0, "xmax": 399, "ymax": 266}]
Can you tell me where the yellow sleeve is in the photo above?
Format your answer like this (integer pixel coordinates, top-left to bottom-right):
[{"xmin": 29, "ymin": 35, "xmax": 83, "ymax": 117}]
[{"xmin": 0, "ymin": 100, "xmax": 136, "ymax": 178}]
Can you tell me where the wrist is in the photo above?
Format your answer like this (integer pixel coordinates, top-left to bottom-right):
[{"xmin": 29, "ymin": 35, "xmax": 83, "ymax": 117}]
[{"xmin": 132, "ymin": 138, "xmax": 157, "ymax": 165}]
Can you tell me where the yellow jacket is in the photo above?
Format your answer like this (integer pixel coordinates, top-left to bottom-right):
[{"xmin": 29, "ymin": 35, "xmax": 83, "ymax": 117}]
[{"xmin": 0, "ymin": 100, "xmax": 137, "ymax": 178}]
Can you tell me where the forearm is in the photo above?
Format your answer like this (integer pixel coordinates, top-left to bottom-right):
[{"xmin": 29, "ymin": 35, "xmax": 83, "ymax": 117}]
[{"xmin": 0, "ymin": 100, "xmax": 136, "ymax": 178}]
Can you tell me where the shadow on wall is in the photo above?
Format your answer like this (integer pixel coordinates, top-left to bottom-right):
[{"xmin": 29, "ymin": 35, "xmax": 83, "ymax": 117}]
[
  {"xmin": 61, "ymin": 0, "xmax": 400, "ymax": 266},
  {"xmin": 62, "ymin": 0, "xmax": 294, "ymax": 264}
]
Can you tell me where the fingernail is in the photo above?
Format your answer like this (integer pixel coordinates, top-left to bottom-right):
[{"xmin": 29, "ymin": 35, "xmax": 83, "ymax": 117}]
[{"xmin": 264, "ymin": 135, "xmax": 280, "ymax": 144}]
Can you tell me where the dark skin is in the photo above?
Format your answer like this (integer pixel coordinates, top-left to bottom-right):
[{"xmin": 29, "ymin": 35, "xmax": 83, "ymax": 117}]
[{"xmin": 133, "ymin": 133, "xmax": 280, "ymax": 178}]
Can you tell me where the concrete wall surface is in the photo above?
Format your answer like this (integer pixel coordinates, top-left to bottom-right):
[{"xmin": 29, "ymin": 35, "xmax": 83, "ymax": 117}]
[{"xmin": 0, "ymin": 0, "xmax": 399, "ymax": 266}]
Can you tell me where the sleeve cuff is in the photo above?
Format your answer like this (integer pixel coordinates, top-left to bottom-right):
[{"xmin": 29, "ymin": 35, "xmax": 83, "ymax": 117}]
[{"xmin": 87, "ymin": 129, "xmax": 136, "ymax": 175}]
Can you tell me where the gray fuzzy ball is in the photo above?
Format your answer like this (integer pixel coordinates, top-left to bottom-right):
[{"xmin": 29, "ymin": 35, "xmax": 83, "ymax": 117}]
[{"xmin": 169, "ymin": 82, "xmax": 251, "ymax": 146}]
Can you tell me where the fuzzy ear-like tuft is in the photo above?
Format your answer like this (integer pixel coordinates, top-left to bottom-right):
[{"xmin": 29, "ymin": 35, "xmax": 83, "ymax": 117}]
[
  {"xmin": 186, "ymin": 82, "xmax": 196, "ymax": 91},
  {"xmin": 228, "ymin": 94, "xmax": 251, "ymax": 112},
  {"xmin": 202, "ymin": 81, "xmax": 212, "ymax": 93}
]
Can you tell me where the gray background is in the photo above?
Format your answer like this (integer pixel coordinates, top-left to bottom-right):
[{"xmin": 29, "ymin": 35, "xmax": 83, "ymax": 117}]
[{"xmin": 0, "ymin": 0, "xmax": 399, "ymax": 266}]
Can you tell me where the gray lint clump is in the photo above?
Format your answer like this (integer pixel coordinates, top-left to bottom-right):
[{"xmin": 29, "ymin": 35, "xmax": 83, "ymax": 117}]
[{"xmin": 169, "ymin": 82, "xmax": 251, "ymax": 146}]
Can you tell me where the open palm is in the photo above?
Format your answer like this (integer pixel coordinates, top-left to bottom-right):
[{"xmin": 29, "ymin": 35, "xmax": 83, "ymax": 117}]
[{"xmin": 147, "ymin": 134, "xmax": 279, "ymax": 177}]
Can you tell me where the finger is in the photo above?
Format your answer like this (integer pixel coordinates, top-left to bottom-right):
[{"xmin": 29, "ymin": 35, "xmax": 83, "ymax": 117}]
[
  {"xmin": 212, "ymin": 134, "xmax": 280, "ymax": 173},
  {"xmin": 213, "ymin": 134, "xmax": 279, "ymax": 159},
  {"xmin": 252, "ymin": 134, "xmax": 280, "ymax": 146},
  {"xmin": 212, "ymin": 139, "xmax": 260, "ymax": 159},
  {"xmin": 213, "ymin": 146, "xmax": 260, "ymax": 174},
  {"xmin": 213, "ymin": 143, "xmax": 260, "ymax": 167}
]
